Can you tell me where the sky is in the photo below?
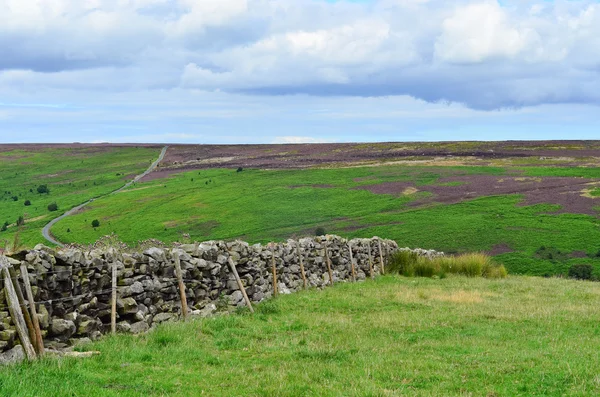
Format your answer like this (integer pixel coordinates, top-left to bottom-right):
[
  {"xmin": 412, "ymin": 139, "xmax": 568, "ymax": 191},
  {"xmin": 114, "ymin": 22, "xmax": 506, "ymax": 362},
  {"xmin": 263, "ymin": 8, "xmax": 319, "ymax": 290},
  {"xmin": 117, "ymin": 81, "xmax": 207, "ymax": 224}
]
[{"xmin": 1, "ymin": 0, "xmax": 599, "ymax": 144}]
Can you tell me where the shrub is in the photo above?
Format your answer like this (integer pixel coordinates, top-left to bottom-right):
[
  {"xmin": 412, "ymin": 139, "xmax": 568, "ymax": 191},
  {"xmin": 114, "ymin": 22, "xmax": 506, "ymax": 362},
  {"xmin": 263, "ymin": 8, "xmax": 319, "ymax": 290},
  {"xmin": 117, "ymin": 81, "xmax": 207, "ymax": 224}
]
[
  {"xmin": 16, "ymin": 216, "xmax": 25, "ymax": 227},
  {"xmin": 0, "ymin": 222, "xmax": 7, "ymax": 232},
  {"xmin": 24, "ymin": 200, "xmax": 31, "ymax": 206},
  {"xmin": 91, "ymin": 219, "xmax": 100, "ymax": 228},
  {"xmin": 568, "ymin": 264, "xmax": 593, "ymax": 280},
  {"xmin": 314, "ymin": 227, "xmax": 326, "ymax": 236},
  {"xmin": 236, "ymin": 167, "xmax": 244, "ymax": 172},
  {"xmin": 47, "ymin": 202, "xmax": 58, "ymax": 212},
  {"xmin": 11, "ymin": 196, "xmax": 18, "ymax": 201},
  {"xmin": 37, "ymin": 185, "xmax": 49, "ymax": 194},
  {"xmin": 413, "ymin": 256, "xmax": 439, "ymax": 278}
]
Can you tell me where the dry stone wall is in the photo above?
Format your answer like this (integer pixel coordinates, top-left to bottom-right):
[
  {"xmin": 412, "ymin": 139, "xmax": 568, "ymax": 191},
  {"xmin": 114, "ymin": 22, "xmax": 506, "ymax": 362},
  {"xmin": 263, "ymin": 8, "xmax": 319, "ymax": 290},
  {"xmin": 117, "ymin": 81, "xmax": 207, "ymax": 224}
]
[{"xmin": 0, "ymin": 235, "xmax": 398, "ymax": 352}]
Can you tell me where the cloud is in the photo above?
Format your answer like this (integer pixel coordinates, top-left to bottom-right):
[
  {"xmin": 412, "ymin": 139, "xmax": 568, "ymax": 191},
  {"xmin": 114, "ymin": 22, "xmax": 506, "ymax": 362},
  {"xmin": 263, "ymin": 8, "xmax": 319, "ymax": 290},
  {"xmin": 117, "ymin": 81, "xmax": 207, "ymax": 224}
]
[
  {"xmin": 1, "ymin": 0, "xmax": 600, "ymax": 110},
  {"xmin": 272, "ymin": 136, "xmax": 335, "ymax": 144}
]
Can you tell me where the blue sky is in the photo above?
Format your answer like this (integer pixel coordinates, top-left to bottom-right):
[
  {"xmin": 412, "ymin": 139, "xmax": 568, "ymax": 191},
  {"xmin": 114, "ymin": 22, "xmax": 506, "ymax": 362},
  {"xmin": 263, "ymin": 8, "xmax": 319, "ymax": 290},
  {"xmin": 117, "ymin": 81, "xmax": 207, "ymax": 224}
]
[{"xmin": 0, "ymin": 0, "xmax": 599, "ymax": 144}]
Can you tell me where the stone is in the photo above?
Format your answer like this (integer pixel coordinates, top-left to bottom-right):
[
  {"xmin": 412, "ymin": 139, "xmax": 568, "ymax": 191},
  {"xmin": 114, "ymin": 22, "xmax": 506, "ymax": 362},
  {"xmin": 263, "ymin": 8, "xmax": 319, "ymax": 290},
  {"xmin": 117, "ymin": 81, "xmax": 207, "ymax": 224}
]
[
  {"xmin": 230, "ymin": 290, "xmax": 243, "ymax": 305},
  {"xmin": 143, "ymin": 247, "xmax": 165, "ymax": 262},
  {"xmin": 117, "ymin": 297, "xmax": 138, "ymax": 315},
  {"xmin": 130, "ymin": 321, "xmax": 149, "ymax": 334},
  {"xmin": 77, "ymin": 320, "xmax": 98, "ymax": 335},
  {"xmin": 0, "ymin": 330, "xmax": 16, "ymax": 343},
  {"xmin": 197, "ymin": 303, "xmax": 217, "ymax": 318},
  {"xmin": 0, "ymin": 345, "xmax": 25, "ymax": 366},
  {"xmin": 130, "ymin": 281, "xmax": 144, "ymax": 294},
  {"xmin": 116, "ymin": 321, "xmax": 131, "ymax": 333},
  {"xmin": 51, "ymin": 319, "xmax": 76, "ymax": 338},
  {"xmin": 152, "ymin": 312, "xmax": 174, "ymax": 323}
]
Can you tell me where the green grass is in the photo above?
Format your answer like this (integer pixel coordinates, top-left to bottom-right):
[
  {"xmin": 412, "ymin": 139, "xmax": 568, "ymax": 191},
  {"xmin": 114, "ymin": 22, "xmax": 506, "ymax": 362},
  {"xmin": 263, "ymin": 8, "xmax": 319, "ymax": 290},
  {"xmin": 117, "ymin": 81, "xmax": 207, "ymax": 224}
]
[
  {"xmin": 51, "ymin": 165, "xmax": 600, "ymax": 277},
  {"xmin": 0, "ymin": 146, "xmax": 161, "ymax": 248},
  {"xmin": 590, "ymin": 188, "xmax": 600, "ymax": 197},
  {"xmin": 2, "ymin": 275, "xmax": 600, "ymax": 396}
]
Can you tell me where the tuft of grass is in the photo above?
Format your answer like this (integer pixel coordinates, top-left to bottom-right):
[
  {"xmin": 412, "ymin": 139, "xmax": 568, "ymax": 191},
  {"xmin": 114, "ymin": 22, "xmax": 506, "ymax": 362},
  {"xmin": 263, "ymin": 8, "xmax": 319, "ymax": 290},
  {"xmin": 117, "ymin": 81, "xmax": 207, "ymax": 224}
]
[{"xmin": 389, "ymin": 251, "xmax": 507, "ymax": 279}]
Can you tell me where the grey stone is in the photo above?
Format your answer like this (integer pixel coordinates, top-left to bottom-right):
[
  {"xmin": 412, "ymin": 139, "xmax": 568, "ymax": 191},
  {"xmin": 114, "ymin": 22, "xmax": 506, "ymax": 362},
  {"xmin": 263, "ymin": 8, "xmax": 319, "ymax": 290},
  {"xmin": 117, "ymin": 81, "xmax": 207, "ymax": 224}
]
[
  {"xmin": 0, "ymin": 345, "xmax": 24, "ymax": 366},
  {"xmin": 152, "ymin": 313, "xmax": 174, "ymax": 323},
  {"xmin": 230, "ymin": 291, "xmax": 243, "ymax": 305},
  {"xmin": 130, "ymin": 321, "xmax": 149, "ymax": 334},
  {"xmin": 51, "ymin": 319, "xmax": 76, "ymax": 337},
  {"xmin": 116, "ymin": 321, "xmax": 131, "ymax": 333},
  {"xmin": 117, "ymin": 297, "xmax": 138, "ymax": 315}
]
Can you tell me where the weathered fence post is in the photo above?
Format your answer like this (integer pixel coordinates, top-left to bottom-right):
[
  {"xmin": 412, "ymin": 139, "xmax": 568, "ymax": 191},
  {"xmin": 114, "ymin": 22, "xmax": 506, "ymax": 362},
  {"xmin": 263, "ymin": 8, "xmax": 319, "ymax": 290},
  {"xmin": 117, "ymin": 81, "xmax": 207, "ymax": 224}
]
[
  {"xmin": 270, "ymin": 243, "xmax": 279, "ymax": 297},
  {"xmin": 324, "ymin": 240, "xmax": 334, "ymax": 286},
  {"xmin": 111, "ymin": 260, "xmax": 117, "ymax": 334},
  {"xmin": 0, "ymin": 258, "xmax": 36, "ymax": 360},
  {"xmin": 8, "ymin": 266, "xmax": 36, "ymax": 349},
  {"xmin": 173, "ymin": 251, "xmax": 189, "ymax": 321},
  {"xmin": 295, "ymin": 241, "xmax": 308, "ymax": 289},
  {"xmin": 378, "ymin": 239, "xmax": 385, "ymax": 275},
  {"xmin": 367, "ymin": 241, "xmax": 375, "ymax": 279},
  {"xmin": 20, "ymin": 264, "xmax": 44, "ymax": 356},
  {"xmin": 227, "ymin": 257, "xmax": 254, "ymax": 313},
  {"xmin": 348, "ymin": 241, "xmax": 357, "ymax": 282}
]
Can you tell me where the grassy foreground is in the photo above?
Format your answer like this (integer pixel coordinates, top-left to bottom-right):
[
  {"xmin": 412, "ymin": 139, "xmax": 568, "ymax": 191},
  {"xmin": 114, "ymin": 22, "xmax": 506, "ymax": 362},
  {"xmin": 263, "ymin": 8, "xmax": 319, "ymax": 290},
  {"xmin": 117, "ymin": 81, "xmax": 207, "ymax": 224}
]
[{"xmin": 2, "ymin": 275, "xmax": 600, "ymax": 396}]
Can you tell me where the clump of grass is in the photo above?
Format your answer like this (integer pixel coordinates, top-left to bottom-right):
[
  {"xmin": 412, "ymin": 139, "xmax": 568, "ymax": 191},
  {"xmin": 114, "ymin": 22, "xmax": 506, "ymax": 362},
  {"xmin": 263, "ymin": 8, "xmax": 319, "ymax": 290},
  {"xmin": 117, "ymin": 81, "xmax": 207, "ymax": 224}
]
[
  {"xmin": 388, "ymin": 250, "xmax": 419, "ymax": 276},
  {"xmin": 389, "ymin": 251, "xmax": 507, "ymax": 279}
]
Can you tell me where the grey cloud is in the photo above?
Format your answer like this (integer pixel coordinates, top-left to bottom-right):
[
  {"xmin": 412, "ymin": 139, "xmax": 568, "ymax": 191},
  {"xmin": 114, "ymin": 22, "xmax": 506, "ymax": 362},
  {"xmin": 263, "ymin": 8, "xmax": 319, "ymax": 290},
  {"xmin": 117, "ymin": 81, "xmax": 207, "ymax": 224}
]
[{"xmin": 2, "ymin": 0, "xmax": 600, "ymax": 110}]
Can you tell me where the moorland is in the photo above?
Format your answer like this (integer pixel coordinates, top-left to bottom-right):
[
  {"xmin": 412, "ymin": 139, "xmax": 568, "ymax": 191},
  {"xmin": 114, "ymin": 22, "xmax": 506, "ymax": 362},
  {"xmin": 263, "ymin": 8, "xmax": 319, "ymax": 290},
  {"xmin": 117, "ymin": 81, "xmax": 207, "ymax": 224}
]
[{"xmin": 1, "ymin": 141, "xmax": 600, "ymax": 277}]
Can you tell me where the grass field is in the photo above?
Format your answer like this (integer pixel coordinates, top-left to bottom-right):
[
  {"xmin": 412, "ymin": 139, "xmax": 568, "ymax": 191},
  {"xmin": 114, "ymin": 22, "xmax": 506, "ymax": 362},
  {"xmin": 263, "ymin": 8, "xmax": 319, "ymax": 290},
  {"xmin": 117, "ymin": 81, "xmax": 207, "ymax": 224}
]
[
  {"xmin": 52, "ymin": 165, "xmax": 600, "ymax": 277},
  {"xmin": 1, "ymin": 275, "xmax": 599, "ymax": 396},
  {"xmin": 0, "ymin": 146, "xmax": 161, "ymax": 248}
]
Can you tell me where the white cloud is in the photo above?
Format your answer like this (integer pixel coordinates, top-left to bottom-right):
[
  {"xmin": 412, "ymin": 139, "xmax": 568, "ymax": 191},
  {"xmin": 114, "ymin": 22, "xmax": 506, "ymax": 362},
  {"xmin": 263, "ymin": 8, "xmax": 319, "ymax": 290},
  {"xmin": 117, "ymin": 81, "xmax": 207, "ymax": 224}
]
[
  {"xmin": 1, "ymin": 0, "xmax": 600, "ymax": 110},
  {"xmin": 272, "ymin": 136, "xmax": 335, "ymax": 144}
]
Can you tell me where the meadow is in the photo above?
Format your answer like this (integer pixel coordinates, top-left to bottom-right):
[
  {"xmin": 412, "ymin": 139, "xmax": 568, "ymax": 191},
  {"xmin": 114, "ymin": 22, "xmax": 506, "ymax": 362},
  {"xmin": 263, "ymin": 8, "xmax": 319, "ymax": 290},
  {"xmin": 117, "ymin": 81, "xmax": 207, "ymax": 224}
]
[
  {"xmin": 0, "ymin": 146, "xmax": 161, "ymax": 248},
  {"xmin": 1, "ymin": 275, "xmax": 599, "ymax": 396}
]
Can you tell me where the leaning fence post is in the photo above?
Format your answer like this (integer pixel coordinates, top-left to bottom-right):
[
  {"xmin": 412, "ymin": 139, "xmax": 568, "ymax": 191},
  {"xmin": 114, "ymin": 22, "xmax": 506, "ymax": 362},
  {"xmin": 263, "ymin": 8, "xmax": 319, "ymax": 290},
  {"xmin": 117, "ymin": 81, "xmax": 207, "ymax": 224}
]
[
  {"xmin": 348, "ymin": 241, "xmax": 357, "ymax": 282},
  {"xmin": 227, "ymin": 257, "xmax": 254, "ymax": 313},
  {"xmin": 20, "ymin": 263, "xmax": 44, "ymax": 356},
  {"xmin": 270, "ymin": 243, "xmax": 279, "ymax": 297},
  {"xmin": 173, "ymin": 251, "xmax": 189, "ymax": 321},
  {"xmin": 378, "ymin": 239, "xmax": 385, "ymax": 275},
  {"xmin": 111, "ymin": 260, "xmax": 117, "ymax": 334},
  {"xmin": 295, "ymin": 241, "xmax": 308, "ymax": 289},
  {"xmin": 324, "ymin": 240, "xmax": 334, "ymax": 286},
  {"xmin": 1, "ymin": 259, "xmax": 36, "ymax": 360},
  {"xmin": 8, "ymin": 266, "xmax": 36, "ymax": 350},
  {"xmin": 367, "ymin": 241, "xmax": 375, "ymax": 279}
]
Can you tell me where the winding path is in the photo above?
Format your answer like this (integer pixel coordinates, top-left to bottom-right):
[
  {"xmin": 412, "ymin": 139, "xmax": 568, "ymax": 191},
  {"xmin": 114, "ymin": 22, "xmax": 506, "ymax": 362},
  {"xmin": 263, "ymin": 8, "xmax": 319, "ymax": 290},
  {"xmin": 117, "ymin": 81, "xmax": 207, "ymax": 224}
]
[{"xmin": 41, "ymin": 146, "xmax": 168, "ymax": 247}]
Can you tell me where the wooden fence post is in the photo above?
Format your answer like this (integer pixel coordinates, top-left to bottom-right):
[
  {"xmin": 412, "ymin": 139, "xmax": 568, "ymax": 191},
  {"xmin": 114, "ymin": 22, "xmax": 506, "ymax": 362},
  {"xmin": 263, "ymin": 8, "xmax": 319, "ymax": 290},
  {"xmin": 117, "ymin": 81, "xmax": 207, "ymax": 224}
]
[
  {"xmin": 270, "ymin": 243, "xmax": 278, "ymax": 297},
  {"xmin": 324, "ymin": 240, "xmax": 334, "ymax": 286},
  {"xmin": 378, "ymin": 239, "xmax": 385, "ymax": 275},
  {"xmin": 8, "ymin": 266, "xmax": 36, "ymax": 350},
  {"xmin": 227, "ymin": 257, "xmax": 254, "ymax": 313},
  {"xmin": 367, "ymin": 241, "xmax": 375, "ymax": 279},
  {"xmin": 173, "ymin": 251, "xmax": 189, "ymax": 321},
  {"xmin": 111, "ymin": 261, "xmax": 117, "ymax": 334},
  {"xmin": 20, "ymin": 264, "xmax": 44, "ymax": 356},
  {"xmin": 295, "ymin": 241, "xmax": 308, "ymax": 290},
  {"xmin": 348, "ymin": 241, "xmax": 356, "ymax": 282},
  {"xmin": 0, "ymin": 260, "xmax": 36, "ymax": 360}
]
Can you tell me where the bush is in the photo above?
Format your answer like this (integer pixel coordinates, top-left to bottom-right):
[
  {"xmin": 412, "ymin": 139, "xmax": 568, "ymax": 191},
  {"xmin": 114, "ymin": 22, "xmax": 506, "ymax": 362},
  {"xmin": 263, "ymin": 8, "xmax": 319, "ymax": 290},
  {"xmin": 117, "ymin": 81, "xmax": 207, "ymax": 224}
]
[
  {"xmin": 0, "ymin": 222, "xmax": 7, "ymax": 232},
  {"xmin": 314, "ymin": 227, "xmax": 326, "ymax": 236},
  {"xmin": 37, "ymin": 185, "xmax": 49, "ymax": 194},
  {"xmin": 24, "ymin": 199, "xmax": 31, "ymax": 206},
  {"xmin": 413, "ymin": 257, "xmax": 439, "ymax": 278},
  {"xmin": 390, "ymin": 251, "xmax": 508, "ymax": 279},
  {"xmin": 568, "ymin": 264, "xmax": 593, "ymax": 280},
  {"xmin": 91, "ymin": 219, "xmax": 100, "ymax": 228},
  {"xmin": 11, "ymin": 196, "xmax": 18, "ymax": 201},
  {"xmin": 236, "ymin": 167, "xmax": 244, "ymax": 172},
  {"xmin": 16, "ymin": 216, "xmax": 25, "ymax": 227},
  {"xmin": 47, "ymin": 202, "xmax": 58, "ymax": 212}
]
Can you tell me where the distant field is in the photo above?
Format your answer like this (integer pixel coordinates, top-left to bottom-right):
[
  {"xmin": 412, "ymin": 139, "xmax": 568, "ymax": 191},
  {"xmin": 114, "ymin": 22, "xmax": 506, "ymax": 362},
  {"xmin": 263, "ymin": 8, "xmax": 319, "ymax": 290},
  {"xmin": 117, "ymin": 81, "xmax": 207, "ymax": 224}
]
[
  {"xmin": 1, "ymin": 141, "xmax": 599, "ymax": 277},
  {"xmin": 0, "ymin": 145, "xmax": 161, "ymax": 248},
  {"xmin": 2, "ymin": 275, "xmax": 599, "ymax": 396}
]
